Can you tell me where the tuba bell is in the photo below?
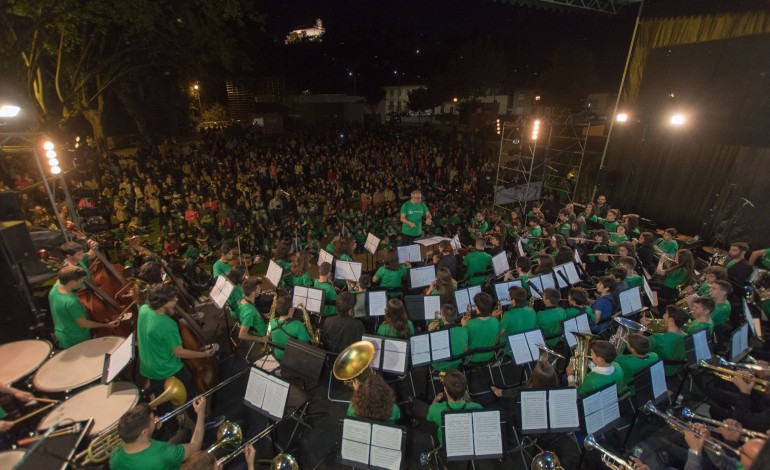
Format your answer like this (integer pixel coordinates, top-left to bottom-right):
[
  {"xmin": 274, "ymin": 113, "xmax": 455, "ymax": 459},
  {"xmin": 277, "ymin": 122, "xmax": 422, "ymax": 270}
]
[
  {"xmin": 207, "ymin": 420, "xmax": 243, "ymax": 453},
  {"xmin": 609, "ymin": 317, "xmax": 646, "ymax": 355},
  {"xmin": 333, "ymin": 340, "xmax": 376, "ymax": 389}
]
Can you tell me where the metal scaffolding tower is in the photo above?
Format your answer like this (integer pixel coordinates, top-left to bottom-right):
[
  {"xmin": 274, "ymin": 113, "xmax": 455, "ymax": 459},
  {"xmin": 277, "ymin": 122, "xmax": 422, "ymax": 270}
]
[{"xmin": 492, "ymin": 117, "xmax": 538, "ymax": 216}]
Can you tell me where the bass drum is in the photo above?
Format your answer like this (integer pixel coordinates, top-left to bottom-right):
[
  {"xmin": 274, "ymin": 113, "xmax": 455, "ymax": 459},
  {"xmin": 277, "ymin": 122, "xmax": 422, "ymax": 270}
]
[
  {"xmin": 33, "ymin": 337, "xmax": 124, "ymax": 395},
  {"xmin": 0, "ymin": 340, "xmax": 52, "ymax": 387}
]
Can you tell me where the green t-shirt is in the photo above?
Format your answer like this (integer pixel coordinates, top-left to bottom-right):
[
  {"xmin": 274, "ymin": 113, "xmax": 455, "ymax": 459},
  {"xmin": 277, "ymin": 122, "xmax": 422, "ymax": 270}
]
[
  {"xmin": 500, "ymin": 307, "xmax": 537, "ymax": 337},
  {"xmin": 0, "ymin": 405, "xmax": 6, "ymax": 419},
  {"xmin": 289, "ymin": 272, "xmax": 313, "ymax": 287},
  {"xmin": 427, "ymin": 400, "xmax": 483, "ymax": 444},
  {"xmin": 212, "ymin": 259, "xmax": 232, "ymax": 278},
  {"xmin": 626, "ymin": 274, "xmax": 643, "ymax": 290},
  {"xmin": 649, "ymin": 332, "xmax": 686, "ymax": 376},
  {"xmin": 376, "ymin": 320, "xmax": 415, "ymax": 338},
  {"xmin": 237, "ymin": 300, "xmax": 267, "ymax": 337},
  {"xmin": 109, "ymin": 439, "xmax": 185, "ymax": 470},
  {"xmin": 663, "ymin": 268, "xmax": 690, "ymax": 289},
  {"xmin": 565, "ymin": 305, "xmax": 595, "ymax": 324},
  {"xmin": 270, "ymin": 318, "xmax": 310, "ymax": 361},
  {"xmin": 433, "ymin": 326, "xmax": 469, "ymax": 372},
  {"xmin": 463, "ymin": 251, "xmax": 492, "ymax": 286},
  {"xmin": 684, "ymin": 319, "xmax": 714, "ymax": 337},
  {"xmin": 400, "ymin": 200, "xmax": 429, "ymax": 236},
  {"xmin": 537, "ymin": 307, "xmax": 567, "ymax": 346},
  {"xmin": 313, "ymin": 280, "xmax": 338, "ymax": 315},
  {"xmin": 761, "ymin": 248, "xmax": 770, "ymax": 270},
  {"xmin": 137, "ymin": 304, "xmax": 184, "ymax": 380},
  {"xmin": 577, "ymin": 362, "xmax": 625, "ymax": 396},
  {"xmin": 696, "ymin": 281, "xmax": 711, "ymax": 297},
  {"xmin": 614, "ymin": 353, "xmax": 659, "ymax": 395},
  {"xmin": 374, "ymin": 265, "xmax": 408, "ymax": 289},
  {"xmin": 48, "ymin": 282, "xmax": 90, "ymax": 349},
  {"xmin": 656, "ymin": 239, "xmax": 678, "ymax": 256},
  {"xmin": 601, "ymin": 219, "xmax": 619, "ymax": 233},
  {"xmin": 712, "ymin": 302, "xmax": 731, "ymax": 326},
  {"xmin": 347, "ymin": 403, "xmax": 401, "ymax": 423},
  {"xmin": 227, "ymin": 284, "xmax": 244, "ymax": 315},
  {"xmin": 79, "ymin": 253, "xmax": 92, "ymax": 281},
  {"xmin": 465, "ymin": 316, "xmax": 500, "ymax": 362}
]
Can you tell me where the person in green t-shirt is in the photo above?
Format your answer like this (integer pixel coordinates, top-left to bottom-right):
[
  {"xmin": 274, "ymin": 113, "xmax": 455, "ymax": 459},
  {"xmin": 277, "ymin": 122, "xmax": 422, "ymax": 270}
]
[
  {"xmin": 654, "ymin": 228, "xmax": 679, "ymax": 260},
  {"xmin": 377, "ymin": 299, "xmax": 414, "ymax": 338},
  {"xmin": 61, "ymin": 240, "xmax": 97, "ymax": 281},
  {"xmin": 608, "ymin": 224, "xmax": 629, "ymax": 253},
  {"xmin": 347, "ymin": 374, "xmax": 401, "ymax": 423},
  {"xmin": 499, "ymin": 286, "xmax": 537, "ymax": 338},
  {"xmin": 567, "ymin": 340, "xmax": 624, "ymax": 396},
  {"xmin": 225, "ymin": 265, "xmax": 247, "ymax": 314},
  {"xmin": 314, "ymin": 262, "xmax": 338, "ymax": 315},
  {"xmin": 426, "ymin": 370, "xmax": 483, "ymax": 444},
  {"xmin": 373, "ymin": 249, "xmax": 409, "ymax": 291},
  {"xmin": 709, "ymin": 280, "xmax": 733, "ymax": 327},
  {"xmin": 428, "ymin": 304, "xmax": 469, "ymax": 372},
  {"xmin": 287, "ymin": 251, "xmax": 313, "ymax": 287},
  {"xmin": 614, "ymin": 333, "xmax": 659, "ymax": 395},
  {"xmin": 683, "ymin": 297, "xmax": 715, "ymax": 337},
  {"xmin": 49, "ymin": 266, "xmax": 119, "ymax": 349},
  {"xmin": 269, "ymin": 296, "xmax": 311, "ymax": 361},
  {"xmin": 643, "ymin": 306, "xmax": 688, "ymax": 377},
  {"xmin": 461, "ymin": 292, "xmax": 500, "ymax": 362},
  {"xmin": 400, "ymin": 190, "xmax": 432, "ymax": 244},
  {"xmin": 599, "ymin": 209, "xmax": 620, "ymax": 234},
  {"xmin": 463, "ymin": 238, "xmax": 493, "ymax": 286},
  {"xmin": 656, "ymin": 249, "xmax": 695, "ymax": 302},
  {"xmin": 236, "ymin": 277, "xmax": 268, "ymax": 347},
  {"xmin": 749, "ymin": 247, "xmax": 770, "ymax": 270},
  {"xmin": 619, "ymin": 256, "xmax": 643, "ymax": 290},
  {"xmin": 0, "ymin": 382, "xmax": 35, "ymax": 433},
  {"xmin": 109, "ymin": 398, "xmax": 207, "ymax": 470},
  {"xmin": 536, "ymin": 288, "xmax": 567, "ymax": 347},
  {"xmin": 212, "ymin": 244, "xmax": 234, "ymax": 279}
]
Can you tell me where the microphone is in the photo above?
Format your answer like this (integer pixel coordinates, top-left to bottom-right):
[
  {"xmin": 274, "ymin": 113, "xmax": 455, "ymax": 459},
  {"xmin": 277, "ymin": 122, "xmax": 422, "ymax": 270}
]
[{"xmin": 741, "ymin": 198, "xmax": 755, "ymax": 208}]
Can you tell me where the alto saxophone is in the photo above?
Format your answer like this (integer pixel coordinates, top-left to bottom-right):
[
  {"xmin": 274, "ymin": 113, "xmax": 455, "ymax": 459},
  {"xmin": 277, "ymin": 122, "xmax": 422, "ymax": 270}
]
[
  {"xmin": 298, "ymin": 303, "xmax": 322, "ymax": 346},
  {"xmin": 261, "ymin": 295, "xmax": 278, "ymax": 355}
]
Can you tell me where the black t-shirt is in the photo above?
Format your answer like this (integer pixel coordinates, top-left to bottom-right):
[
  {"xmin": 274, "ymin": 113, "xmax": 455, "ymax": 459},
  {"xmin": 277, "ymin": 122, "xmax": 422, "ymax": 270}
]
[
  {"xmin": 323, "ymin": 315, "xmax": 365, "ymax": 353},
  {"xmin": 437, "ymin": 253, "xmax": 459, "ymax": 280}
]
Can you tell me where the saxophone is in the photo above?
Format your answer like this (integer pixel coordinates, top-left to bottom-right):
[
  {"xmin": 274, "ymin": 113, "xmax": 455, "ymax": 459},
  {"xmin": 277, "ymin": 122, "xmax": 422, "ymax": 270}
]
[
  {"xmin": 298, "ymin": 303, "xmax": 322, "ymax": 346},
  {"xmin": 261, "ymin": 295, "xmax": 278, "ymax": 355}
]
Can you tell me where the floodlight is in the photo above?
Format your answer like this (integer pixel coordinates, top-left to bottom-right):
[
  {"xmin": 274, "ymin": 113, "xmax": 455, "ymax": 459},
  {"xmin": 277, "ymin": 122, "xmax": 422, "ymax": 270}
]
[
  {"xmin": 669, "ymin": 114, "xmax": 685, "ymax": 126},
  {"xmin": 48, "ymin": 159, "xmax": 59, "ymax": 167},
  {"xmin": 46, "ymin": 150, "xmax": 57, "ymax": 159},
  {"xmin": 43, "ymin": 141, "xmax": 54, "ymax": 151},
  {"xmin": 0, "ymin": 105, "xmax": 21, "ymax": 118},
  {"xmin": 616, "ymin": 113, "xmax": 629, "ymax": 122},
  {"xmin": 50, "ymin": 166, "xmax": 61, "ymax": 175}
]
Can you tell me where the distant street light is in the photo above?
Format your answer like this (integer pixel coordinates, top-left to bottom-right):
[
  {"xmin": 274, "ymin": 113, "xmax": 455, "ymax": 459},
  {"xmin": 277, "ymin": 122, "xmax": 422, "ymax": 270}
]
[
  {"xmin": 616, "ymin": 113, "xmax": 629, "ymax": 122},
  {"xmin": 192, "ymin": 83, "xmax": 202, "ymax": 113},
  {"xmin": 669, "ymin": 113, "xmax": 685, "ymax": 126}
]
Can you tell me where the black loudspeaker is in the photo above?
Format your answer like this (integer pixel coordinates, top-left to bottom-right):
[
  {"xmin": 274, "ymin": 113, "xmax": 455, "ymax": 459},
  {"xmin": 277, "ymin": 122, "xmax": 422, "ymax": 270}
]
[
  {"xmin": 0, "ymin": 221, "xmax": 36, "ymax": 264},
  {"xmin": 0, "ymin": 192, "xmax": 24, "ymax": 221}
]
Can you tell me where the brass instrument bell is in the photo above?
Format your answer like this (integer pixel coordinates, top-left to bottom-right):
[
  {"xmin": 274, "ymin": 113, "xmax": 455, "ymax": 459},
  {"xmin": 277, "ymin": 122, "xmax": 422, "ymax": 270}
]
[
  {"xmin": 530, "ymin": 451, "xmax": 563, "ymax": 470},
  {"xmin": 333, "ymin": 340, "xmax": 376, "ymax": 389},
  {"xmin": 207, "ymin": 420, "xmax": 243, "ymax": 453},
  {"xmin": 271, "ymin": 453, "xmax": 300, "ymax": 470}
]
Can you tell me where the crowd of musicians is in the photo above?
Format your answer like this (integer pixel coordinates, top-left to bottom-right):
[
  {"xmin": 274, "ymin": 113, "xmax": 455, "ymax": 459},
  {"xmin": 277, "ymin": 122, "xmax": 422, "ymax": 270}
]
[{"xmin": 1, "ymin": 127, "xmax": 770, "ymax": 469}]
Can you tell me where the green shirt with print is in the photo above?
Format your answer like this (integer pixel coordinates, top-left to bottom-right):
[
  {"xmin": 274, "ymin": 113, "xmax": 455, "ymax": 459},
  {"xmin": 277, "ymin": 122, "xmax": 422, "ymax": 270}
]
[
  {"xmin": 463, "ymin": 251, "xmax": 492, "ymax": 286},
  {"xmin": 137, "ymin": 304, "xmax": 184, "ymax": 380},
  {"xmin": 400, "ymin": 200, "xmax": 429, "ymax": 237},
  {"xmin": 49, "ymin": 282, "xmax": 90, "ymax": 349}
]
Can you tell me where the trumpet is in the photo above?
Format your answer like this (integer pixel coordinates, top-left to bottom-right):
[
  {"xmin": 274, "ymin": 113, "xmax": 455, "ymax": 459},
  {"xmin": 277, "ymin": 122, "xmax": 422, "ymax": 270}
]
[
  {"xmin": 584, "ymin": 434, "xmax": 636, "ymax": 470},
  {"xmin": 717, "ymin": 356, "xmax": 770, "ymax": 374},
  {"xmin": 643, "ymin": 401, "xmax": 741, "ymax": 458},
  {"xmin": 680, "ymin": 408, "xmax": 768, "ymax": 441},
  {"xmin": 698, "ymin": 360, "xmax": 770, "ymax": 393}
]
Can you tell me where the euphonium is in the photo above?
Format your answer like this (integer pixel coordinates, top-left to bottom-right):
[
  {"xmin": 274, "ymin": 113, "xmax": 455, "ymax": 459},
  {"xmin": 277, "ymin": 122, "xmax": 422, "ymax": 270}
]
[
  {"xmin": 262, "ymin": 294, "xmax": 278, "ymax": 355},
  {"xmin": 570, "ymin": 332, "xmax": 596, "ymax": 387},
  {"xmin": 609, "ymin": 317, "xmax": 646, "ymax": 355},
  {"xmin": 207, "ymin": 420, "xmax": 243, "ymax": 453},
  {"xmin": 333, "ymin": 340, "xmax": 375, "ymax": 389},
  {"xmin": 298, "ymin": 303, "xmax": 322, "ymax": 346},
  {"xmin": 584, "ymin": 435, "xmax": 636, "ymax": 470}
]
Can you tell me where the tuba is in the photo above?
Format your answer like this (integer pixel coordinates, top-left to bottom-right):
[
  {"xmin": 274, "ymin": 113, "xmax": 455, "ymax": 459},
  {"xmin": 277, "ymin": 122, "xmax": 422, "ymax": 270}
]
[
  {"xmin": 333, "ymin": 340, "xmax": 376, "ymax": 389},
  {"xmin": 271, "ymin": 453, "xmax": 300, "ymax": 470},
  {"xmin": 609, "ymin": 317, "xmax": 646, "ymax": 355},
  {"xmin": 570, "ymin": 332, "xmax": 596, "ymax": 387}
]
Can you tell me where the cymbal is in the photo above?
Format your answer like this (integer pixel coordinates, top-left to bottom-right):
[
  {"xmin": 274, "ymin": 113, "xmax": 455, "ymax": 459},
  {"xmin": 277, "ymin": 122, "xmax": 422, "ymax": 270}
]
[{"xmin": 702, "ymin": 246, "xmax": 727, "ymax": 256}]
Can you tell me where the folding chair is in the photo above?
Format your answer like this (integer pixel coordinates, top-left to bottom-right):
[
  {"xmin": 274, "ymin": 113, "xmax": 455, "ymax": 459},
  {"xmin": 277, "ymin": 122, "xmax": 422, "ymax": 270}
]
[{"xmin": 462, "ymin": 344, "xmax": 504, "ymax": 396}]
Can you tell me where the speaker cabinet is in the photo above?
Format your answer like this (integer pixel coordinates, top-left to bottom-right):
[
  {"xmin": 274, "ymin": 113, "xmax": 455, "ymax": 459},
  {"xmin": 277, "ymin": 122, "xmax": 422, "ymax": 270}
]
[{"xmin": 0, "ymin": 221, "xmax": 36, "ymax": 264}]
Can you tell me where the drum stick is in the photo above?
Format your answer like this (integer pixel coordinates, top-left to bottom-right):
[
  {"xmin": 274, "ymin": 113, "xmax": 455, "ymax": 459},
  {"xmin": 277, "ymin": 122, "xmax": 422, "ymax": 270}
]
[
  {"xmin": 28, "ymin": 397, "xmax": 58, "ymax": 404},
  {"xmin": 10, "ymin": 403, "xmax": 56, "ymax": 425}
]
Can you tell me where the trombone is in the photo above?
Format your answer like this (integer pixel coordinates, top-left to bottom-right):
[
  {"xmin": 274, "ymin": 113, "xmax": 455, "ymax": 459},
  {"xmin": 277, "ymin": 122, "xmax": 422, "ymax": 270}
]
[
  {"xmin": 680, "ymin": 408, "xmax": 768, "ymax": 441},
  {"xmin": 698, "ymin": 360, "xmax": 770, "ymax": 393},
  {"xmin": 584, "ymin": 434, "xmax": 636, "ymax": 470},
  {"xmin": 216, "ymin": 410, "xmax": 299, "ymax": 466}
]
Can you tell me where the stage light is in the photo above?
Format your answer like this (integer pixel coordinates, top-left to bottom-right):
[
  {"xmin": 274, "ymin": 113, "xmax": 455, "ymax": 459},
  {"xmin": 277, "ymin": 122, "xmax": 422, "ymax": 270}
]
[
  {"xmin": 48, "ymin": 158, "xmax": 59, "ymax": 167},
  {"xmin": 46, "ymin": 150, "xmax": 57, "ymax": 159},
  {"xmin": 453, "ymin": 98, "xmax": 458, "ymax": 103},
  {"xmin": 616, "ymin": 113, "xmax": 629, "ymax": 122},
  {"xmin": 43, "ymin": 141, "xmax": 54, "ymax": 151},
  {"xmin": 50, "ymin": 166, "xmax": 61, "ymax": 175},
  {"xmin": 0, "ymin": 105, "xmax": 21, "ymax": 118},
  {"xmin": 531, "ymin": 119, "xmax": 540, "ymax": 140},
  {"xmin": 669, "ymin": 114, "xmax": 685, "ymax": 126},
  {"xmin": 535, "ymin": 95, "xmax": 541, "ymax": 101}
]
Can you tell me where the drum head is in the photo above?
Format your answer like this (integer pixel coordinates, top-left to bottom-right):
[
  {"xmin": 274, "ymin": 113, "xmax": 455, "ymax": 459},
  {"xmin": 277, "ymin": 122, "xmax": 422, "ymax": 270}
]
[
  {"xmin": 0, "ymin": 450, "xmax": 26, "ymax": 467},
  {"xmin": 33, "ymin": 337, "xmax": 124, "ymax": 393},
  {"xmin": 0, "ymin": 340, "xmax": 52, "ymax": 385},
  {"xmin": 38, "ymin": 382, "xmax": 139, "ymax": 435}
]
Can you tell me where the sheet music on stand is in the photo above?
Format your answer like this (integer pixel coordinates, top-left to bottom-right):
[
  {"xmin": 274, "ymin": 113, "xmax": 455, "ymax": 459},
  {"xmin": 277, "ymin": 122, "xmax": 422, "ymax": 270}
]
[
  {"xmin": 422, "ymin": 295, "xmax": 441, "ymax": 321},
  {"xmin": 454, "ymin": 286, "xmax": 482, "ymax": 313},
  {"xmin": 494, "ymin": 280, "xmax": 523, "ymax": 307},
  {"xmin": 210, "ymin": 275, "xmax": 235, "ymax": 309},
  {"xmin": 317, "ymin": 249, "xmax": 334, "ymax": 267},
  {"xmin": 562, "ymin": 314, "xmax": 592, "ymax": 349},
  {"xmin": 527, "ymin": 273, "xmax": 556, "ymax": 300},
  {"xmin": 642, "ymin": 276, "xmax": 657, "ymax": 307},
  {"xmin": 415, "ymin": 236, "xmax": 447, "ymax": 247},
  {"xmin": 554, "ymin": 262, "xmax": 581, "ymax": 289},
  {"xmin": 619, "ymin": 287, "xmax": 643, "ymax": 316},
  {"xmin": 243, "ymin": 366, "xmax": 291, "ymax": 420},
  {"xmin": 334, "ymin": 260, "xmax": 362, "ymax": 282},
  {"xmin": 730, "ymin": 323, "xmax": 750, "ymax": 363},
  {"xmin": 491, "ymin": 251, "xmax": 510, "ymax": 277},
  {"xmin": 687, "ymin": 329, "xmax": 712, "ymax": 363},
  {"xmin": 409, "ymin": 329, "xmax": 452, "ymax": 367},
  {"xmin": 102, "ymin": 334, "xmax": 134, "ymax": 384},
  {"xmin": 442, "ymin": 410, "xmax": 504, "ymax": 461},
  {"xmin": 361, "ymin": 335, "xmax": 409, "ymax": 375},
  {"xmin": 339, "ymin": 417, "xmax": 406, "ymax": 470},
  {"xmin": 364, "ymin": 233, "xmax": 381, "ymax": 255},
  {"xmin": 580, "ymin": 383, "xmax": 621, "ymax": 436},
  {"xmin": 519, "ymin": 387, "xmax": 580, "ymax": 434},
  {"xmin": 650, "ymin": 360, "xmax": 668, "ymax": 403},
  {"xmin": 450, "ymin": 235, "xmax": 462, "ymax": 251},
  {"xmin": 507, "ymin": 328, "xmax": 546, "ymax": 366},
  {"xmin": 409, "ymin": 265, "xmax": 436, "ymax": 289},
  {"xmin": 397, "ymin": 244, "xmax": 422, "ymax": 264},
  {"xmin": 367, "ymin": 291, "xmax": 388, "ymax": 317},
  {"xmin": 292, "ymin": 286, "xmax": 325, "ymax": 314},
  {"xmin": 742, "ymin": 299, "xmax": 760, "ymax": 338},
  {"xmin": 265, "ymin": 260, "xmax": 283, "ymax": 289},
  {"xmin": 573, "ymin": 248, "xmax": 582, "ymax": 265}
]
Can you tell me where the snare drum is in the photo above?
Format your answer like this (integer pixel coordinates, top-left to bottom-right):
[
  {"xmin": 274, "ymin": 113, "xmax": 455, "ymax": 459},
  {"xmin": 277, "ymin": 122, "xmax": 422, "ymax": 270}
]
[
  {"xmin": 32, "ymin": 336, "xmax": 124, "ymax": 394},
  {"xmin": 0, "ymin": 339, "xmax": 52, "ymax": 386},
  {"xmin": 0, "ymin": 450, "xmax": 25, "ymax": 468},
  {"xmin": 37, "ymin": 382, "xmax": 139, "ymax": 436}
]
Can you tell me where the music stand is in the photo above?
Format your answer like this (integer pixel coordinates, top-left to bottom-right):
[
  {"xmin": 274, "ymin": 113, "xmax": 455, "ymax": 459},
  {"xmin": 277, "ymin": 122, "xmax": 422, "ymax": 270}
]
[
  {"xmin": 243, "ymin": 365, "xmax": 291, "ymax": 420},
  {"xmin": 730, "ymin": 323, "xmax": 750, "ymax": 363},
  {"xmin": 403, "ymin": 294, "xmax": 441, "ymax": 322},
  {"xmin": 494, "ymin": 280, "xmax": 523, "ymax": 307},
  {"xmin": 623, "ymin": 360, "xmax": 668, "ymax": 446},
  {"xmin": 673, "ymin": 331, "xmax": 713, "ymax": 402},
  {"xmin": 409, "ymin": 265, "xmax": 436, "ymax": 289},
  {"xmin": 101, "ymin": 333, "xmax": 134, "ymax": 394},
  {"xmin": 17, "ymin": 418, "xmax": 93, "ymax": 470},
  {"xmin": 366, "ymin": 291, "xmax": 388, "ymax": 318},
  {"xmin": 618, "ymin": 287, "xmax": 644, "ymax": 317},
  {"xmin": 409, "ymin": 329, "xmax": 452, "ymax": 367},
  {"xmin": 338, "ymin": 417, "xmax": 407, "ymax": 470},
  {"xmin": 554, "ymin": 262, "xmax": 581, "ymax": 289},
  {"xmin": 364, "ymin": 233, "xmax": 380, "ymax": 272},
  {"xmin": 280, "ymin": 339, "xmax": 326, "ymax": 387},
  {"xmin": 361, "ymin": 335, "xmax": 410, "ymax": 376},
  {"xmin": 519, "ymin": 387, "xmax": 580, "ymax": 434}
]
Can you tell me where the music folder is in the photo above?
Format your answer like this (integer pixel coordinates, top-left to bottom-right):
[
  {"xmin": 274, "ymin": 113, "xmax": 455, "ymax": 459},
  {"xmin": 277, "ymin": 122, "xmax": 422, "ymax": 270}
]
[
  {"xmin": 367, "ymin": 291, "xmax": 388, "ymax": 317},
  {"xmin": 519, "ymin": 387, "xmax": 580, "ymax": 434},
  {"xmin": 562, "ymin": 314, "xmax": 591, "ymax": 349},
  {"xmin": 404, "ymin": 295, "xmax": 442, "ymax": 322},
  {"xmin": 619, "ymin": 287, "xmax": 644, "ymax": 316},
  {"xmin": 579, "ymin": 383, "xmax": 621, "ymax": 437},
  {"xmin": 292, "ymin": 286, "xmax": 325, "ymax": 314},
  {"xmin": 409, "ymin": 329, "xmax": 452, "ymax": 367},
  {"xmin": 454, "ymin": 286, "xmax": 482, "ymax": 314},
  {"xmin": 361, "ymin": 335, "xmax": 410, "ymax": 375},
  {"xmin": 685, "ymin": 329, "xmax": 712, "ymax": 364},
  {"xmin": 243, "ymin": 366, "xmax": 291, "ymax": 420},
  {"xmin": 339, "ymin": 417, "xmax": 406, "ymax": 470},
  {"xmin": 102, "ymin": 333, "xmax": 134, "ymax": 385},
  {"xmin": 409, "ymin": 265, "xmax": 436, "ymax": 289},
  {"xmin": 494, "ymin": 280, "xmax": 523, "ymax": 307},
  {"xmin": 730, "ymin": 323, "xmax": 750, "ymax": 363},
  {"xmin": 554, "ymin": 262, "xmax": 581, "ymax": 289},
  {"xmin": 491, "ymin": 251, "xmax": 510, "ymax": 277},
  {"xmin": 442, "ymin": 410, "xmax": 504, "ymax": 461},
  {"xmin": 506, "ymin": 328, "xmax": 546, "ymax": 366}
]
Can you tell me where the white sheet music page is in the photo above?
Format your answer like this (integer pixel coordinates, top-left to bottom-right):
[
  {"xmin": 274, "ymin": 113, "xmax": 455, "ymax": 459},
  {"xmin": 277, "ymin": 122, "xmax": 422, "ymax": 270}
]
[
  {"xmin": 454, "ymin": 289, "xmax": 472, "ymax": 313},
  {"xmin": 265, "ymin": 260, "xmax": 283, "ymax": 289},
  {"xmin": 382, "ymin": 339, "xmax": 408, "ymax": 374},
  {"xmin": 317, "ymin": 249, "xmax": 334, "ymax": 267},
  {"xmin": 693, "ymin": 330, "xmax": 712, "ymax": 361},
  {"xmin": 565, "ymin": 262, "xmax": 580, "ymax": 284},
  {"xmin": 362, "ymin": 335, "xmax": 383, "ymax": 371},
  {"xmin": 520, "ymin": 390, "xmax": 548, "ymax": 431},
  {"xmin": 368, "ymin": 291, "xmax": 388, "ymax": 317},
  {"xmin": 642, "ymin": 277, "xmax": 656, "ymax": 306},
  {"xmin": 518, "ymin": 239, "xmax": 526, "ymax": 257},
  {"xmin": 524, "ymin": 330, "xmax": 544, "ymax": 361},
  {"xmin": 105, "ymin": 334, "xmax": 134, "ymax": 383},
  {"xmin": 341, "ymin": 419, "xmax": 371, "ymax": 465},
  {"xmin": 244, "ymin": 368, "xmax": 267, "ymax": 409},
  {"xmin": 495, "ymin": 282, "xmax": 511, "ymax": 306},
  {"xmin": 509, "ymin": 333, "xmax": 534, "ymax": 365},
  {"xmin": 563, "ymin": 318, "xmax": 579, "ymax": 349},
  {"xmin": 451, "ymin": 235, "xmax": 462, "ymax": 251},
  {"xmin": 473, "ymin": 411, "xmax": 503, "ymax": 456},
  {"xmin": 411, "ymin": 265, "xmax": 436, "ymax": 289},
  {"xmin": 528, "ymin": 278, "xmax": 543, "ymax": 300},
  {"xmin": 364, "ymin": 233, "xmax": 381, "ymax": 255},
  {"xmin": 262, "ymin": 376, "xmax": 289, "ymax": 419},
  {"xmin": 467, "ymin": 285, "xmax": 482, "ymax": 300},
  {"xmin": 210, "ymin": 275, "xmax": 235, "ymax": 309},
  {"xmin": 600, "ymin": 385, "xmax": 620, "ymax": 426},
  {"xmin": 650, "ymin": 361, "xmax": 667, "ymax": 401},
  {"xmin": 549, "ymin": 389, "xmax": 579, "ymax": 430},
  {"xmin": 407, "ymin": 244, "xmax": 422, "ymax": 262},
  {"xmin": 397, "ymin": 246, "xmax": 410, "ymax": 264},
  {"xmin": 540, "ymin": 273, "xmax": 556, "ymax": 291},
  {"xmin": 554, "ymin": 265, "xmax": 570, "ymax": 289},
  {"xmin": 410, "ymin": 334, "xmax": 431, "ymax": 366},
  {"xmin": 576, "ymin": 314, "xmax": 591, "ymax": 334},
  {"xmin": 306, "ymin": 288, "xmax": 324, "ymax": 314},
  {"xmin": 444, "ymin": 413, "xmax": 474, "ymax": 458},
  {"xmin": 370, "ymin": 424, "xmax": 403, "ymax": 469},
  {"xmin": 430, "ymin": 329, "xmax": 451, "ymax": 362},
  {"xmin": 423, "ymin": 296, "xmax": 441, "ymax": 321},
  {"xmin": 582, "ymin": 392, "xmax": 603, "ymax": 435},
  {"xmin": 292, "ymin": 286, "xmax": 308, "ymax": 309},
  {"xmin": 492, "ymin": 251, "xmax": 509, "ymax": 276},
  {"xmin": 369, "ymin": 446, "xmax": 400, "ymax": 470}
]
